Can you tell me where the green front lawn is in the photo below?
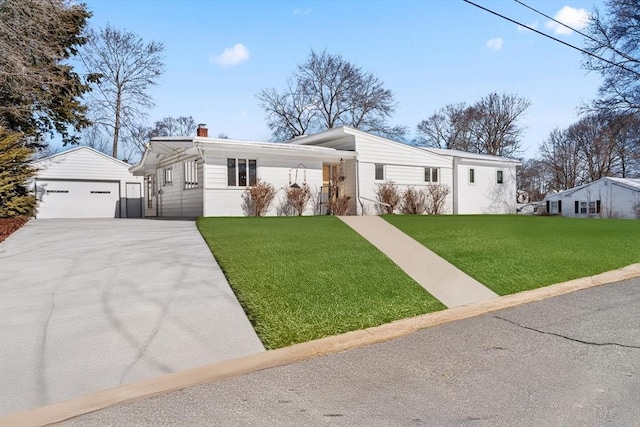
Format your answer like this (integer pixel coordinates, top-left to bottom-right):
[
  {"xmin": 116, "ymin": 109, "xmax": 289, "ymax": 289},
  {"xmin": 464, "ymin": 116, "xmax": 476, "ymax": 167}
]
[
  {"xmin": 197, "ymin": 216, "xmax": 445, "ymax": 349},
  {"xmin": 384, "ymin": 215, "xmax": 640, "ymax": 295}
]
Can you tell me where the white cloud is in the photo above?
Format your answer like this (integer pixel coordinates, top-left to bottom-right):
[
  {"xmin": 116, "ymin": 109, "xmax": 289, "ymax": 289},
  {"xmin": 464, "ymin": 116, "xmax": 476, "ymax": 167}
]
[
  {"xmin": 545, "ymin": 6, "xmax": 589, "ymax": 35},
  {"xmin": 293, "ymin": 8, "xmax": 312, "ymax": 15},
  {"xmin": 211, "ymin": 43, "xmax": 250, "ymax": 67},
  {"xmin": 486, "ymin": 37, "xmax": 504, "ymax": 52}
]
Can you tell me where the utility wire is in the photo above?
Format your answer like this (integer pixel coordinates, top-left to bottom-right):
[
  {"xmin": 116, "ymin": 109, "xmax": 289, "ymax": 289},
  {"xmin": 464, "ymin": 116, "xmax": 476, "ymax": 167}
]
[
  {"xmin": 462, "ymin": 0, "xmax": 640, "ymax": 77},
  {"xmin": 512, "ymin": 0, "xmax": 638, "ymax": 63}
]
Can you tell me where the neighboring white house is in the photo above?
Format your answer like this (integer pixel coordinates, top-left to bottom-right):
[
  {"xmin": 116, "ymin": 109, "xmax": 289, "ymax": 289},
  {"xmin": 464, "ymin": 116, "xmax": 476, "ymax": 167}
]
[
  {"xmin": 130, "ymin": 125, "xmax": 520, "ymax": 217},
  {"xmin": 543, "ymin": 177, "xmax": 640, "ymax": 219},
  {"xmin": 32, "ymin": 146, "xmax": 144, "ymax": 218}
]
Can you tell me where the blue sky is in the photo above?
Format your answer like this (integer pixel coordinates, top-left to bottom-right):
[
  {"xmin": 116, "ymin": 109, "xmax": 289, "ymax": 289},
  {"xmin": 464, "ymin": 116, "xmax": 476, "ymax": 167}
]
[{"xmin": 79, "ymin": 0, "xmax": 606, "ymax": 158}]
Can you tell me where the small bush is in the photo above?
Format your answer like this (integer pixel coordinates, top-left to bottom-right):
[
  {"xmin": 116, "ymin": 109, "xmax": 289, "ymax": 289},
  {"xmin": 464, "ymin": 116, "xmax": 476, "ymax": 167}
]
[
  {"xmin": 374, "ymin": 181, "xmax": 400, "ymax": 214},
  {"xmin": 242, "ymin": 179, "xmax": 276, "ymax": 216},
  {"xmin": 284, "ymin": 183, "xmax": 312, "ymax": 216},
  {"xmin": 328, "ymin": 194, "xmax": 351, "ymax": 216},
  {"xmin": 425, "ymin": 183, "xmax": 450, "ymax": 215},
  {"xmin": 401, "ymin": 186, "xmax": 426, "ymax": 214}
]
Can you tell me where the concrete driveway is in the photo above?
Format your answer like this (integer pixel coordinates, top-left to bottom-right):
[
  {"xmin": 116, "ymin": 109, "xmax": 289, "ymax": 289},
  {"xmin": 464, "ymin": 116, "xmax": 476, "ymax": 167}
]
[{"xmin": 0, "ymin": 219, "xmax": 264, "ymax": 416}]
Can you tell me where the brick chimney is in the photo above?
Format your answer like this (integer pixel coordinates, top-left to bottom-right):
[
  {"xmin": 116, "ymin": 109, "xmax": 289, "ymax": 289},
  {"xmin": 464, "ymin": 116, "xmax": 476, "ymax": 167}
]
[{"xmin": 196, "ymin": 123, "xmax": 208, "ymax": 137}]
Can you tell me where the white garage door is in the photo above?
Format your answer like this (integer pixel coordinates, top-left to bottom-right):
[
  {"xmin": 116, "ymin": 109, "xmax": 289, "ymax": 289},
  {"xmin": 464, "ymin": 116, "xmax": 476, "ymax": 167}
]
[{"xmin": 36, "ymin": 180, "xmax": 121, "ymax": 218}]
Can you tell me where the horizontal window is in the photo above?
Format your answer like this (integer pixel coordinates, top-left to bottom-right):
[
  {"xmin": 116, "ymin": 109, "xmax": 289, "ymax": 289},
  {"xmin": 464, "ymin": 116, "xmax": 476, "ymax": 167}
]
[
  {"xmin": 46, "ymin": 190, "xmax": 69, "ymax": 193},
  {"xmin": 90, "ymin": 191, "xmax": 111, "ymax": 194},
  {"xmin": 425, "ymin": 167, "xmax": 438, "ymax": 183}
]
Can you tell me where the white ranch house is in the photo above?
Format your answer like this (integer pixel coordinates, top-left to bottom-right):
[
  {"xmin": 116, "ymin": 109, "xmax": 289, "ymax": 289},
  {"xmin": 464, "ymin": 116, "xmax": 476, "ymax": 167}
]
[
  {"xmin": 130, "ymin": 126, "xmax": 519, "ymax": 218},
  {"xmin": 543, "ymin": 177, "xmax": 640, "ymax": 219}
]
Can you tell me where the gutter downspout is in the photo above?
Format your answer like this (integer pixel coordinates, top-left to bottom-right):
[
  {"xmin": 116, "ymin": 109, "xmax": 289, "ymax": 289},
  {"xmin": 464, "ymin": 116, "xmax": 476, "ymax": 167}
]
[
  {"xmin": 193, "ymin": 139, "xmax": 206, "ymax": 217},
  {"xmin": 452, "ymin": 156, "xmax": 459, "ymax": 214},
  {"xmin": 355, "ymin": 153, "xmax": 363, "ymax": 215}
]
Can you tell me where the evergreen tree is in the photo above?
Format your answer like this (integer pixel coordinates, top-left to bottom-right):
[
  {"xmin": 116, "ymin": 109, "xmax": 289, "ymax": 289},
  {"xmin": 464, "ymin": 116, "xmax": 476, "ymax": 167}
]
[{"xmin": 0, "ymin": 129, "xmax": 37, "ymax": 217}]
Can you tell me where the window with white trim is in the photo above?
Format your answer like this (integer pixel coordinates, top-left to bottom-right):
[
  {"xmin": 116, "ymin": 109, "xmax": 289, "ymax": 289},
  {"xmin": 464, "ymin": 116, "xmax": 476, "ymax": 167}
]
[
  {"xmin": 163, "ymin": 167, "xmax": 172, "ymax": 185},
  {"xmin": 227, "ymin": 158, "xmax": 257, "ymax": 187},
  {"xmin": 469, "ymin": 168, "xmax": 475, "ymax": 184},
  {"xmin": 497, "ymin": 170, "xmax": 504, "ymax": 184},
  {"xmin": 425, "ymin": 167, "xmax": 438, "ymax": 183},
  {"xmin": 184, "ymin": 160, "xmax": 198, "ymax": 189},
  {"xmin": 374, "ymin": 164, "xmax": 384, "ymax": 181},
  {"xmin": 580, "ymin": 201, "xmax": 587, "ymax": 214}
]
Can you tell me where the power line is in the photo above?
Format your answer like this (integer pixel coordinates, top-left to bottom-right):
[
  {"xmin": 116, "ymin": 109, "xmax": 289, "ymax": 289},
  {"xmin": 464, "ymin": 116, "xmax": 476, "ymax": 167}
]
[
  {"xmin": 512, "ymin": 0, "xmax": 638, "ymax": 63},
  {"xmin": 462, "ymin": 0, "xmax": 640, "ymax": 77}
]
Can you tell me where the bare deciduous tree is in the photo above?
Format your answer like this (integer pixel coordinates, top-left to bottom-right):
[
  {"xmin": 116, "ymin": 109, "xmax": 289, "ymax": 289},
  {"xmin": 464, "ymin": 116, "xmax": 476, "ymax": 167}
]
[
  {"xmin": 535, "ymin": 111, "xmax": 639, "ymax": 195},
  {"xmin": 258, "ymin": 49, "xmax": 405, "ymax": 141},
  {"xmin": 539, "ymin": 127, "xmax": 584, "ymax": 192},
  {"xmin": 416, "ymin": 93, "xmax": 530, "ymax": 157},
  {"xmin": 82, "ymin": 24, "xmax": 165, "ymax": 159},
  {"xmin": 150, "ymin": 116, "xmax": 197, "ymax": 137},
  {"xmin": 583, "ymin": 0, "xmax": 640, "ymax": 115},
  {"xmin": 80, "ymin": 125, "xmax": 111, "ymax": 155},
  {"xmin": 517, "ymin": 158, "xmax": 549, "ymax": 202},
  {"xmin": 415, "ymin": 103, "xmax": 473, "ymax": 149},
  {"xmin": 0, "ymin": 0, "xmax": 91, "ymax": 147}
]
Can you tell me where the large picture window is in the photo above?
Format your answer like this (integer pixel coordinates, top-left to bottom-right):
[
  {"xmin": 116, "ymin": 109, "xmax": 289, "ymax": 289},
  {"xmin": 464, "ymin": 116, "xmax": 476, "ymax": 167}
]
[{"xmin": 227, "ymin": 158, "xmax": 257, "ymax": 187}]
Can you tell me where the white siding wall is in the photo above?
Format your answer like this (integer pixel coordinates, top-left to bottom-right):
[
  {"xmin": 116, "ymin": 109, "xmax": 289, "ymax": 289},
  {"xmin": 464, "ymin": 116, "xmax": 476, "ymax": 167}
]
[
  {"xmin": 456, "ymin": 161, "xmax": 518, "ymax": 214},
  {"xmin": 34, "ymin": 147, "xmax": 143, "ymax": 218},
  {"xmin": 549, "ymin": 181, "xmax": 639, "ymax": 219},
  {"xmin": 157, "ymin": 156, "xmax": 203, "ymax": 217},
  {"xmin": 355, "ymin": 135, "xmax": 454, "ymax": 215},
  {"xmin": 203, "ymin": 152, "xmax": 324, "ymax": 216}
]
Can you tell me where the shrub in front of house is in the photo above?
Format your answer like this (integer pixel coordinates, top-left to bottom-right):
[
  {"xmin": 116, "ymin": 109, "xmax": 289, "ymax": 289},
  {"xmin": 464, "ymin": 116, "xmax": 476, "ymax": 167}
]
[
  {"xmin": 375, "ymin": 180, "xmax": 400, "ymax": 214},
  {"xmin": 401, "ymin": 186, "xmax": 427, "ymax": 214},
  {"xmin": 241, "ymin": 179, "xmax": 276, "ymax": 216}
]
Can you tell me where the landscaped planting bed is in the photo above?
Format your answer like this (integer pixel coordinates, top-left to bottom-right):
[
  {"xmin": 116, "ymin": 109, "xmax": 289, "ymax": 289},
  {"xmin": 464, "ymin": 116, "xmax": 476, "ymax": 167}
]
[
  {"xmin": 197, "ymin": 216, "xmax": 445, "ymax": 349},
  {"xmin": 0, "ymin": 217, "xmax": 29, "ymax": 243},
  {"xmin": 384, "ymin": 215, "xmax": 640, "ymax": 295}
]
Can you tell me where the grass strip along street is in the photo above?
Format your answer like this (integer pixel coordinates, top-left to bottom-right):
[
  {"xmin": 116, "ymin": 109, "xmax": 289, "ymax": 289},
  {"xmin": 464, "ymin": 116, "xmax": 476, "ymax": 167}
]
[
  {"xmin": 384, "ymin": 215, "xmax": 640, "ymax": 295},
  {"xmin": 197, "ymin": 216, "xmax": 445, "ymax": 349}
]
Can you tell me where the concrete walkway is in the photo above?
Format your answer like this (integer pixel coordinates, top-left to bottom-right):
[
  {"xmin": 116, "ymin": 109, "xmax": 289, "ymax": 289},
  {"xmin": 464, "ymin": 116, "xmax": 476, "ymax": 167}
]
[
  {"xmin": 339, "ymin": 216, "xmax": 498, "ymax": 307},
  {"xmin": 0, "ymin": 219, "xmax": 264, "ymax": 416}
]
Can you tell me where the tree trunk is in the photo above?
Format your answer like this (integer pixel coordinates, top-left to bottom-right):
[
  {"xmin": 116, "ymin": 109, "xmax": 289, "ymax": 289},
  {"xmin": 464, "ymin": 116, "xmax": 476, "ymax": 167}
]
[{"xmin": 112, "ymin": 89, "xmax": 121, "ymax": 158}]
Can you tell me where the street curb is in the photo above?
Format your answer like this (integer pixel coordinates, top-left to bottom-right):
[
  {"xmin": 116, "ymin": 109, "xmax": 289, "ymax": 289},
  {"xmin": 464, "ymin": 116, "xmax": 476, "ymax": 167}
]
[{"xmin": 2, "ymin": 263, "xmax": 639, "ymax": 427}]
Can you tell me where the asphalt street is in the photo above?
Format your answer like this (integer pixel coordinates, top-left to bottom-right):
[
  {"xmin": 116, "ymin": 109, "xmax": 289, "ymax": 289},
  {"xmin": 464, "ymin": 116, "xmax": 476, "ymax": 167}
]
[
  {"xmin": 59, "ymin": 277, "xmax": 640, "ymax": 427},
  {"xmin": 0, "ymin": 219, "xmax": 264, "ymax": 416}
]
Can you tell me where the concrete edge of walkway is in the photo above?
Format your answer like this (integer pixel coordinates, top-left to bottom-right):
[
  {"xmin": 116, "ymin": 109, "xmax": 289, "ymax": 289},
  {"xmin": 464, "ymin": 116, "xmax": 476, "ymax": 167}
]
[{"xmin": 3, "ymin": 263, "xmax": 639, "ymax": 427}]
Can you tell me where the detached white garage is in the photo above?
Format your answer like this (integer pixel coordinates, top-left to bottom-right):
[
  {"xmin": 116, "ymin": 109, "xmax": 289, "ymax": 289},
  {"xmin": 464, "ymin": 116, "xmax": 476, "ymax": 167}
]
[{"xmin": 33, "ymin": 147, "xmax": 145, "ymax": 219}]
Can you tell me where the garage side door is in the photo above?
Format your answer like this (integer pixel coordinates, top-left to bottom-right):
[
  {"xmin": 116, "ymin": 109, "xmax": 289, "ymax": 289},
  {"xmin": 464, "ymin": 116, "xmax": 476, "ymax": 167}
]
[{"xmin": 36, "ymin": 180, "xmax": 121, "ymax": 218}]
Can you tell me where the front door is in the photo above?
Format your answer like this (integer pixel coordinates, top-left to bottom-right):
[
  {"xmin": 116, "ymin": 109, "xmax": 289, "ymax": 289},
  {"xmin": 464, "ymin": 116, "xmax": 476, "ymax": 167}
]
[
  {"xmin": 126, "ymin": 182, "xmax": 142, "ymax": 218},
  {"xmin": 144, "ymin": 174, "xmax": 157, "ymax": 217}
]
